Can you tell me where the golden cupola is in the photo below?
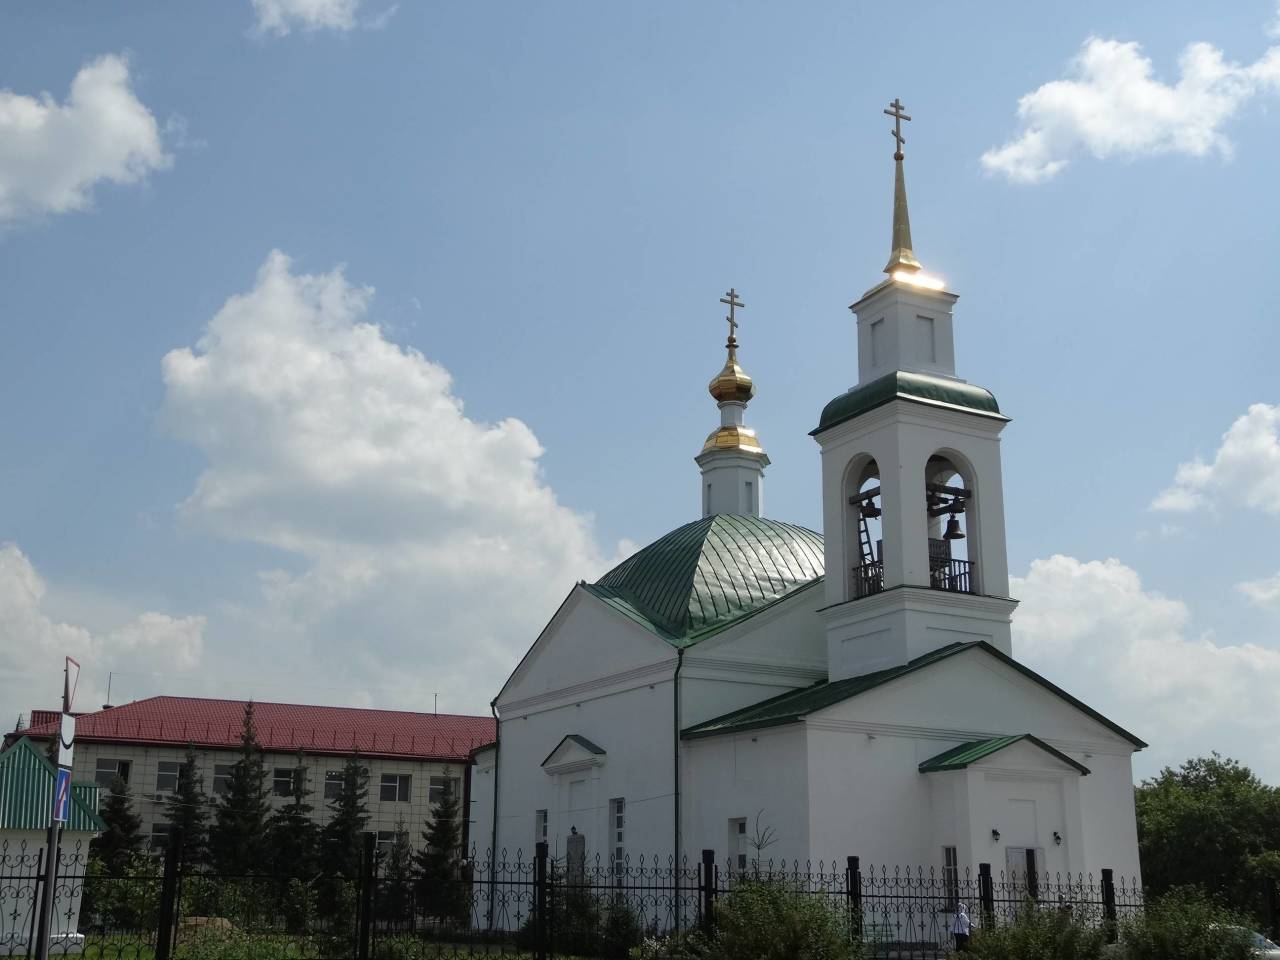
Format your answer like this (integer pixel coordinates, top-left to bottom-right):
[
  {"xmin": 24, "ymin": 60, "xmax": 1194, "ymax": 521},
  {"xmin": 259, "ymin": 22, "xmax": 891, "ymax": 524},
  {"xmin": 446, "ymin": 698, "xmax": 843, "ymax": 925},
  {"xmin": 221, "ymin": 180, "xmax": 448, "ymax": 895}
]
[{"xmin": 695, "ymin": 289, "xmax": 769, "ymax": 517}]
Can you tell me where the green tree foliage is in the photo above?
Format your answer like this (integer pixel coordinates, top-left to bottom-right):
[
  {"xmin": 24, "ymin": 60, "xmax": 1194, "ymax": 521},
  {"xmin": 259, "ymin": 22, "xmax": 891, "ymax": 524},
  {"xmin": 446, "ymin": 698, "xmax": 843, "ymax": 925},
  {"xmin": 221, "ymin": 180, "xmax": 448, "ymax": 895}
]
[
  {"xmin": 1136, "ymin": 753, "xmax": 1280, "ymax": 923},
  {"xmin": 92, "ymin": 775, "xmax": 143, "ymax": 872},
  {"xmin": 414, "ymin": 774, "xmax": 469, "ymax": 926},
  {"xmin": 267, "ymin": 750, "xmax": 320, "ymax": 876},
  {"xmin": 322, "ymin": 752, "xmax": 370, "ymax": 878},
  {"xmin": 966, "ymin": 902, "xmax": 1104, "ymax": 960},
  {"xmin": 209, "ymin": 702, "xmax": 271, "ymax": 875},
  {"xmin": 378, "ymin": 818, "xmax": 416, "ymax": 922},
  {"xmin": 1121, "ymin": 887, "xmax": 1256, "ymax": 960},
  {"xmin": 165, "ymin": 744, "xmax": 210, "ymax": 867}
]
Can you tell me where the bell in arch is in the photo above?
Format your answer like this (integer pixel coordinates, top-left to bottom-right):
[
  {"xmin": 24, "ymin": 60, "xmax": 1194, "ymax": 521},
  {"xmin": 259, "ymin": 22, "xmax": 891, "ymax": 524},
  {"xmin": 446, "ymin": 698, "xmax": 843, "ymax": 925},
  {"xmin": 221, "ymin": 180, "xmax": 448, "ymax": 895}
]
[{"xmin": 943, "ymin": 512, "xmax": 965, "ymax": 541}]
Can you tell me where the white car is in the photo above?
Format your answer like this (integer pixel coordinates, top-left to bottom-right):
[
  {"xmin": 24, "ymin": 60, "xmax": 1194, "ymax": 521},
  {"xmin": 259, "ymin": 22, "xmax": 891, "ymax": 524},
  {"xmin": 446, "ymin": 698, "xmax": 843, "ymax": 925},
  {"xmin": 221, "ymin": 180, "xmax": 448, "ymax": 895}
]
[{"xmin": 1224, "ymin": 926, "xmax": 1280, "ymax": 958}]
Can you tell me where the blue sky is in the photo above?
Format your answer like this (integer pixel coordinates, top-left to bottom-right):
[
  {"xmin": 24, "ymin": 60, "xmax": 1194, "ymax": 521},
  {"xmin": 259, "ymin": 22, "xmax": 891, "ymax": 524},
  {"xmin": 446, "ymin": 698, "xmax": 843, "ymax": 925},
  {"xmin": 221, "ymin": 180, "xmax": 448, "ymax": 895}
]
[{"xmin": 2, "ymin": 1, "xmax": 1279, "ymax": 780}]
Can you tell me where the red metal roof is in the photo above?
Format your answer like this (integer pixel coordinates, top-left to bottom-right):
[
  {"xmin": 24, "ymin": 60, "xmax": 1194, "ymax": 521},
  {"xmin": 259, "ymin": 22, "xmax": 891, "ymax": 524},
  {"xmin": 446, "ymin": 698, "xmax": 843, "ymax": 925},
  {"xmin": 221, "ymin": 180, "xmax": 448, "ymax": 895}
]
[{"xmin": 20, "ymin": 697, "xmax": 494, "ymax": 762}]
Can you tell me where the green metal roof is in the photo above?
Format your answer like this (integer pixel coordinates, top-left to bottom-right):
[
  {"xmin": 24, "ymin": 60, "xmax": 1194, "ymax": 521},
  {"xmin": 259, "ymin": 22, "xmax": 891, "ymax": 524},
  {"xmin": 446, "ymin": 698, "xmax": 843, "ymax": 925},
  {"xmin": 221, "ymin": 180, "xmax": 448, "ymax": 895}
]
[
  {"xmin": 812, "ymin": 370, "xmax": 1005, "ymax": 436},
  {"xmin": 918, "ymin": 734, "xmax": 1091, "ymax": 775},
  {"xmin": 0, "ymin": 737, "xmax": 105, "ymax": 833},
  {"xmin": 682, "ymin": 641, "xmax": 1146, "ymax": 748},
  {"xmin": 586, "ymin": 514, "xmax": 824, "ymax": 647}
]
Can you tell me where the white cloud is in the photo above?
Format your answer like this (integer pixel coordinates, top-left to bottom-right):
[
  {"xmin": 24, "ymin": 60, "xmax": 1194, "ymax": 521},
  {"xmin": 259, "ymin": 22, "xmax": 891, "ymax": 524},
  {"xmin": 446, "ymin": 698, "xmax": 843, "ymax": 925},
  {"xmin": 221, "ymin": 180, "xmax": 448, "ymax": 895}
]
[
  {"xmin": 982, "ymin": 32, "xmax": 1280, "ymax": 183},
  {"xmin": 1013, "ymin": 554, "xmax": 1280, "ymax": 777},
  {"xmin": 160, "ymin": 251, "xmax": 616, "ymax": 710},
  {"xmin": 0, "ymin": 54, "xmax": 170, "ymax": 223},
  {"xmin": 250, "ymin": 0, "xmax": 363, "ymax": 36},
  {"xmin": 1152, "ymin": 404, "xmax": 1280, "ymax": 513},
  {"xmin": 0, "ymin": 544, "xmax": 204, "ymax": 714},
  {"xmin": 1239, "ymin": 571, "xmax": 1280, "ymax": 608}
]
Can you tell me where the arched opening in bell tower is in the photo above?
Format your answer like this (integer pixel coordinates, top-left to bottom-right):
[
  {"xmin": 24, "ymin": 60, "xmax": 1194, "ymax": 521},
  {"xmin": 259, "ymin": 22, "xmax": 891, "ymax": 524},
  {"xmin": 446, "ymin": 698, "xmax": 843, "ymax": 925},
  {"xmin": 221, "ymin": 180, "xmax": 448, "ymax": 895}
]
[
  {"xmin": 843, "ymin": 456, "xmax": 884, "ymax": 600},
  {"xmin": 925, "ymin": 453, "xmax": 978, "ymax": 595}
]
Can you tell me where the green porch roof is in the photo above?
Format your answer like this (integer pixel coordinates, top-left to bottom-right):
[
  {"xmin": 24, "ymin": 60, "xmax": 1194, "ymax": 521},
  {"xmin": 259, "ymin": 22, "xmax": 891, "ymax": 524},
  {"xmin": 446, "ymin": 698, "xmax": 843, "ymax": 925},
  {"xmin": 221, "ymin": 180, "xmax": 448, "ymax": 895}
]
[
  {"xmin": 0, "ymin": 737, "xmax": 105, "ymax": 833},
  {"xmin": 586, "ymin": 514, "xmax": 824, "ymax": 647},
  {"xmin": 812, "ymin": 371, "xmax": 1005, "ymax": 436},
  {"xmin": 682, "ymin": 641, "xmax": 1146, "ymax": 748},
  {"xmin": 918, "ymin": 734, "xmax": 1091, "ymax": 775}
]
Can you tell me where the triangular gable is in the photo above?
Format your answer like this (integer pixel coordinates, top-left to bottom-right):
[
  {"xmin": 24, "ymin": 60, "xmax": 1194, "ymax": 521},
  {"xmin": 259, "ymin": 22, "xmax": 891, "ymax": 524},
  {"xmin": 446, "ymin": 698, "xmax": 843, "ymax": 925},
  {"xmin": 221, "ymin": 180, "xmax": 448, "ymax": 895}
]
[
  {"xmin": 919, "ymin": 734, "xmax": 1091, "ymax": 776},
  {"xmin": 541, "ymin": 734, "xmax": 606, "ymax": 775},
  {"xmin": 682, "ymin": 642, "xmax": 1145, "ymax": 749},
  {"xmin": 0, "ymin": 737, "xmax": 105, "ymax": 833}
]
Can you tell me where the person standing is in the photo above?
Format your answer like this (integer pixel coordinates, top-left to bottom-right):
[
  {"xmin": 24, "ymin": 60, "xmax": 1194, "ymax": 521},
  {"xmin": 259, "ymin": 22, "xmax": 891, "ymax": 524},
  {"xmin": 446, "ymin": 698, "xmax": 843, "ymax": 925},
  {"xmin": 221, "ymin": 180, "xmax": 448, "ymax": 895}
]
[{"xmin": 951, "ymin": 901, "xmax": 972, "ymax": 952}]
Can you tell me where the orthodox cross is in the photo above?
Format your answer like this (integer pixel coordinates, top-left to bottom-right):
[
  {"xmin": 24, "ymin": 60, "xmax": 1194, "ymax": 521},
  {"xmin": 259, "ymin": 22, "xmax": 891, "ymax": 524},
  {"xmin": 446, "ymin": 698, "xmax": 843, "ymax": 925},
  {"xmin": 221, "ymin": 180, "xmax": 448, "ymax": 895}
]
[
  {"xmin": 884, "ymin": 97, "xmax": 911, "ymax": 160},
  {"xmin": 719, "ymin": 288, "xmax": 744, "ymax": 343}
]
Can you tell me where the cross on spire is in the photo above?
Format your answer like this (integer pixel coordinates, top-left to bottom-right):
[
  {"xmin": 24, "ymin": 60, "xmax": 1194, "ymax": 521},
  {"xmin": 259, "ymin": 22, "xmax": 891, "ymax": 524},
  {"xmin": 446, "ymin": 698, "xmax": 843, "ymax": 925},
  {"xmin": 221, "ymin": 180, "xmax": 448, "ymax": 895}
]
[
  {"xmin": 719, "ymin": 288, "xmax": 744, "ymax": 345},
  {"xmin": 884, "ymin": 97, "xmax": 911, "ymax": 161}
]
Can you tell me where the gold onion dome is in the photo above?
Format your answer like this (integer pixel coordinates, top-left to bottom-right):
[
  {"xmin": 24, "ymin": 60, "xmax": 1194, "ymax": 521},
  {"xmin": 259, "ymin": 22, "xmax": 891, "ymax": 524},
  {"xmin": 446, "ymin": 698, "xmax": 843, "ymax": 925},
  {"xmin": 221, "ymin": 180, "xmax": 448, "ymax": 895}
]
[
  {"xmin": 708, "ymin": 345, "xmax": 755, "ymax": 404},
  {"xmin": 701, "ymin": 423, "xmax": 765, "ymax": 456}
]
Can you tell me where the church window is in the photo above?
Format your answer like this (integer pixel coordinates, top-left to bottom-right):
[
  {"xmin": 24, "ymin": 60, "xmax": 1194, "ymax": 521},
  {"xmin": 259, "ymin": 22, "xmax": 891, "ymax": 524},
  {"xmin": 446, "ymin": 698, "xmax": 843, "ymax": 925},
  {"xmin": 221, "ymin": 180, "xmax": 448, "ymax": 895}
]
[
  {"xmin": 870, "ymin": 318, "xmax": 884, "ymax": 366},
  {"xmin": 381, "ymin": 773, "xmax": 412, "ymax": 802},
  {"xmin": 744, "ymin": 481, "xmax": 754, "ymax": 513},
  {"xmin": 704, "ymin": 483, "xmax": 711, "ymax": 516},
  {"xmin": 846, "ymin": 458, "xmax": 883, "ymax": 600},
  {"xmin": 926, "ymin": 454, "xmax": 975, "ymax": 594},
  {"xmin": 609, "ymin": 797, "xmax": 625, "ymax": 866},
  {"xmin": 917, "ymin": 316, "xmax": 936, "ymax": 363},
  {"xmin": 730, "ymin": 818, "xmax": 748, "ymax": 871},
  {"xmin": 535, "ymin": 809, "xmax": 548, "ymax": 845},
  {"xmin": 942, "ymin": 846, "xmax": 959, "ymax": 909}
]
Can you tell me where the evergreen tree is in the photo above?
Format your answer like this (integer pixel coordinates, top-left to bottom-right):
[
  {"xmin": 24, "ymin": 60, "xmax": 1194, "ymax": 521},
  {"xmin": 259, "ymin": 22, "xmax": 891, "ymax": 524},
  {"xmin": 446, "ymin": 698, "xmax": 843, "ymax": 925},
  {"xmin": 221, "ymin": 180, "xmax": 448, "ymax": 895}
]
[
  {"xmin": 267, "ymin": 750, "xmax": 320, "ymax": 876},
  {"xmin": 415, "ymin": 773, "xmax": 469, "ymax": 926},
  {"xmin": 321, "ymin": 752, "xmax": 369, "ymax": 878},
  {"xmin": 380, "ymin": 817, "xmax": 415, "ymax": 922},
  {"xmin": 165, "ymin": 745, "xmax": 210, "ymax": 868},
  {"xmin": 92, "ymin": 775, "xmax": 143, "ymax": 872},
  {"xmin": 208, "ymin": 702, "xmax": 270, "ymax": 874}
]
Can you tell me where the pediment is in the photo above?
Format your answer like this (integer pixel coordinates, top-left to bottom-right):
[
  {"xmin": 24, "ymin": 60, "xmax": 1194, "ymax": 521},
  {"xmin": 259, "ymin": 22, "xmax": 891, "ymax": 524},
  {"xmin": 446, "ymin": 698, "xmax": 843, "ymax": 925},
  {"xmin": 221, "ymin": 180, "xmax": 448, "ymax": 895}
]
[{"xmin": 541, "ymin": 734, "xmax": 606, "ymax": 775}]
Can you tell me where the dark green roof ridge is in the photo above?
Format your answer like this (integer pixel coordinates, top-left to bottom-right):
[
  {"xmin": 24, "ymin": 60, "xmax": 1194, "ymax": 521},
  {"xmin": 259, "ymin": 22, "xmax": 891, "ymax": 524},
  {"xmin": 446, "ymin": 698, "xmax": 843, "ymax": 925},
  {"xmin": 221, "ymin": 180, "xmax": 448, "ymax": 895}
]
[
  {"xmin": 682, "ymin": 641, "xmax": 1145, "ymax": 748},
  {"xmin": 919, "ymin": 734, "xmax": 1091, "ymax": 775},
  {"xmin": 590, "ymin": 514, "xmax": 824, "ymax": 646},
  {"xmin": 0, "ymin": 736, "xmax": 106, "ymax": 832},
  {"xmin": 812, "ymin": 370, "xmax": 1004, "ymax": 436}
]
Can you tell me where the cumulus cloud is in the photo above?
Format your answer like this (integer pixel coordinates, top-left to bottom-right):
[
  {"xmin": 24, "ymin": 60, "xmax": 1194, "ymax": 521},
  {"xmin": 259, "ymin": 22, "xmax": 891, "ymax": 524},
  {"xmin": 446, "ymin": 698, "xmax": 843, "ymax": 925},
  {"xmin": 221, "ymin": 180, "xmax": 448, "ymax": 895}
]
[
  {"xmin": 1239, "ymin": 572, "xmax": 1280, "ymax": 608},
  {"xmin": 1152, "ymin": 404, "xmax": 1280, "ymax": 513},
  {"xmin": 982, "ymin": 32, "xmax": 1280, "ymax": 183},
  {"xmin": 160, "ymin": 251, "xmax": 616, "ymax": 709},
  {"xmin": 0, "ymin": 54, "xmax": 170, "ymax": 223},
  {"xmin": 250, "ymin": 0, "xmax": 363, "ymax": 36},
  {"xmin": 1013, "ymin": 554, "xmax": 1280, "ymax": 777},
  {"xmin": 0, "ymin": 543, "xmax": 204, "ymax": 714}
]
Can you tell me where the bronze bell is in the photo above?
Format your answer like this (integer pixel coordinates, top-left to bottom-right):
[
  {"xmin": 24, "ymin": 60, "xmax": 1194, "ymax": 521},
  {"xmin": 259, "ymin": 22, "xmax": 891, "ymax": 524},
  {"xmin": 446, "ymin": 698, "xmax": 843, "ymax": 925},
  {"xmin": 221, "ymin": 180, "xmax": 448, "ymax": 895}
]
[{"xmin": 943, "ymin": 513, "xmax": 965, "ymax": 540}]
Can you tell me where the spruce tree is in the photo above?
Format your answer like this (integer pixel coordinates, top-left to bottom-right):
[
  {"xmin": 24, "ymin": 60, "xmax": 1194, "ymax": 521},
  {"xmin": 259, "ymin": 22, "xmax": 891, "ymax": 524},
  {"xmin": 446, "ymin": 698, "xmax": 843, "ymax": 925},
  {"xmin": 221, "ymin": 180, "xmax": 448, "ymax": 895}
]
[
  {"xmin": 415, "ymin": 774, "xmax": 468, "ymax": 926},
  {"xmin": 92, "ymin": 775, "xmax": 143, "ymax": 872},
  {"xmin": 321, "ymin": 752, "xmax": 369, "ymax": 878},
  {"xmin": 208, "ymin": 702, "xmax": 270, "ymax": 874},
  {"xmin": 380, "ymin": 818, "xmax": 415, "ymax": 922},
  {"xmin": 267, "ymin": 750, "xmax": 319, "ymax": 876},
  {"xmin": 165, "ymin": 745, "xmax": 210, "ymax": 868}
]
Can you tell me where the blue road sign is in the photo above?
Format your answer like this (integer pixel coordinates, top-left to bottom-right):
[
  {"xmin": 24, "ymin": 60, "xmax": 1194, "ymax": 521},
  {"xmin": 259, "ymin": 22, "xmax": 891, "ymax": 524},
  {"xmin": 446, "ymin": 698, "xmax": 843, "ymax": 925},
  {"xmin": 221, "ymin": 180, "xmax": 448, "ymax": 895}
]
[{"xmin": 53, "ymin": 767, "xmax": 71, "ymax": 823}]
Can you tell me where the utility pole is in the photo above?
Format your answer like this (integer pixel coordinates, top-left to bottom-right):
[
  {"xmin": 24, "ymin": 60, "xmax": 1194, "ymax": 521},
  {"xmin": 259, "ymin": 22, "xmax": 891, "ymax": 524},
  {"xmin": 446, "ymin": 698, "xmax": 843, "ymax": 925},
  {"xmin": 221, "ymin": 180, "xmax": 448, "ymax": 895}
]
[{"xmin": 34, "ymin": 657, "xmax": 77, "ymax": 960}]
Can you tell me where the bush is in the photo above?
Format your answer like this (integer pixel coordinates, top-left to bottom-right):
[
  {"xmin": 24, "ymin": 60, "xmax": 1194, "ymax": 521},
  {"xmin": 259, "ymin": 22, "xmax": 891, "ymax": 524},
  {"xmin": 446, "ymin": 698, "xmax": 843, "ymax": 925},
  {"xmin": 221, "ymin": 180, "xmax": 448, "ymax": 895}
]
[
  {"xmin": 1121, "ymin": 887, "xmax": 1255, "ymax": 960},
  {"xmin": 966, "ymin": 901, "xmax": 1105, "ymax": 960},
  {"xmin": 709, "ymin": 880, "xmax": 859, "ymax": 960},
  {"xmin": 516, "ymin": 886, "xmax": 644, "ymax": 958},
  {"xmin": 630, "ymin": 930, "xmax": 714, "ymax": 959}
]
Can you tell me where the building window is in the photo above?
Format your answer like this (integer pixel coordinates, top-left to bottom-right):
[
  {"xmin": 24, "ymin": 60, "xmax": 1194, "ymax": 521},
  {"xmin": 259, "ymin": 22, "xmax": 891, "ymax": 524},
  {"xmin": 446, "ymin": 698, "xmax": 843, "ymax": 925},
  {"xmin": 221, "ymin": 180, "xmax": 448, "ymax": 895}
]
[
  {"xmin": 730, "ymin": 818, "xmax": 748, "ymax": 871},
  {"xmin": 151, "ymin": 822, "xmax": 172, "ymax": 854},
  {"xmin": 943, "ymin": 846, "xmax": 959, "ymax": 910},
  {"xmin": 380, "ymin": 773, "xmax": 411, "ymax": 803},
  {"xmin": 609, "ymin": 797, "xmax": 625, "ymax": 866},
  {"xmin": 535, "ymin": 809, "xmax": 548, "ymax": 845},
  {"xmin": 428, "ymin": 776, "xmax": 459, "ymax": 807},
  {"xmin": 273, "ymin": 768, "xmax": 296, "ymax": 797},
  {"xmin": 155, "ymin": 760, "xmax": 181, "ymax": 795},
  {"xmin": 376, "ymin": 830, "xmax": 398, "ymax": 857},
  {"xmin": 95, "ymin": 758, "xmax": 130, "ymax": 788},
  {"xmin": 870, "ymin": 318, "xmax": 884, "ymax": 366},
  {"xmin": 325, "ymin": 770, "xmax": 344, "ymax": 800},
  {"xmin": 212, "ymin": 763, "xmax": 234, "ymax": 795}
]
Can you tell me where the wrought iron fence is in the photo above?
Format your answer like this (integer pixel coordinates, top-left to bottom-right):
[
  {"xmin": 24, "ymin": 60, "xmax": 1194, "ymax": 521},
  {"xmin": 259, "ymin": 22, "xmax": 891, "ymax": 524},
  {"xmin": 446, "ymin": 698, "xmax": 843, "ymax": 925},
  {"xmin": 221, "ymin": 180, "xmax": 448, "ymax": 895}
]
[{"xmin": 0, "ymin": 834, "xmax": 1146, "ymax": 960}]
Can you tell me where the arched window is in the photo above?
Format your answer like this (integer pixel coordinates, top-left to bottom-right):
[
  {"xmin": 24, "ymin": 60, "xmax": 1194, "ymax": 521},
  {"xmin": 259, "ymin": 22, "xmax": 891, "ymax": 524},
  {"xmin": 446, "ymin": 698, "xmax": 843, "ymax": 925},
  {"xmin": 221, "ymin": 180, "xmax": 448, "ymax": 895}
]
[
  {"xmin": 845, "ymin": 457, "xmax": 883, "ymax": 599},
  {"xmin": 925, "ymin": 453, "xmax": 977, "ymax": 594}
]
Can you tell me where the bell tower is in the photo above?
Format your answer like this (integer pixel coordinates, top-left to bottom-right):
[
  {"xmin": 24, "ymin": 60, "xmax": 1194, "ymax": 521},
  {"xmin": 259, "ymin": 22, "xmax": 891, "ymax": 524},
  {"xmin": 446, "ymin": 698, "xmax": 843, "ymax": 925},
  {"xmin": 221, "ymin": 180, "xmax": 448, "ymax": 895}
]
[{"xmin": 812, "ymin": 100, "xmax": 1017, "ymax": 681}]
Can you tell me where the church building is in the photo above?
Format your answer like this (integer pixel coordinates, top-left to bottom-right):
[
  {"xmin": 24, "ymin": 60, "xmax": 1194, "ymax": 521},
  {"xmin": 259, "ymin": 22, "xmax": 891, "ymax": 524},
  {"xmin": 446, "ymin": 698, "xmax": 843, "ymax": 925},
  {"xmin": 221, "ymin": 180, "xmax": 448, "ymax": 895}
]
[{"xmin": 473, "ymin": 104, "xmax": 1145, "ymax": 885}]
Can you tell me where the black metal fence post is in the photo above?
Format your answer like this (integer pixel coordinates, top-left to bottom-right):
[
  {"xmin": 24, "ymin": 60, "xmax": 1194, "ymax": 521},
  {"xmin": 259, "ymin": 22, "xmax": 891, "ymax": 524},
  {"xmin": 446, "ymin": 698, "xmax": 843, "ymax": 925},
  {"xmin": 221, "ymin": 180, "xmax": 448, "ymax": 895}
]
[
  {"xmin": 1101, "ymin": 868, "xmax": 1117, "ymax": 943},
  {"xmin": 700, "ymin": 849, "xmax": 715, "ymax": 934},
  {"xmin": 1267, "ymin": 876, "xmax": 1279, "ymax": 942},
  {"xmin": 534, "ymin": 841, "xmax": 549, "ymax": 960},
  {"xmin": 358, "ymin": 832, "xmax": 376, "ymax": 960},
  {"xmin": 155, "ymin": 826, "xmax": 182, "ymax": 960},
  {"xmin": 846, "ymin": 856, "xmax": 862, "ymax": 941},
  {"xmin": 978, "ymin": 862, "xmax": 995, "ymax": 929}
]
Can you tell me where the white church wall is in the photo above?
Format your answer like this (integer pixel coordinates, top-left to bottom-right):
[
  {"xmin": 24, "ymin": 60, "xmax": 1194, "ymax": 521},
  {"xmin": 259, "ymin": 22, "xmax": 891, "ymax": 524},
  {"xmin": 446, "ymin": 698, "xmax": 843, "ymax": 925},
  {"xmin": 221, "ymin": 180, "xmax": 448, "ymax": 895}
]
[
  {"xmin": 468, "ymin": 746, "xmax": 496, "ymax": 855},
  {"xmin": 680, "ymin": 724, "xmax": 810, "ymax": 866},
  {"xmin": 1076, "ymin": 751, "xmax": 1143, "ymax": 884}
]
